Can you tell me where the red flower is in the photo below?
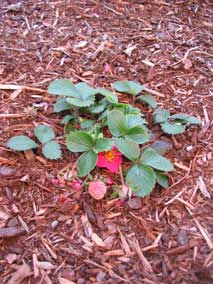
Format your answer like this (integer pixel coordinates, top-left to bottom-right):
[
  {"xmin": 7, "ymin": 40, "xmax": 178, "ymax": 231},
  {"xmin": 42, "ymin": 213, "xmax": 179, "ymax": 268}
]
[{"xmin": 96, "ymin": 147, "xmax": 122, "ymax": 173}]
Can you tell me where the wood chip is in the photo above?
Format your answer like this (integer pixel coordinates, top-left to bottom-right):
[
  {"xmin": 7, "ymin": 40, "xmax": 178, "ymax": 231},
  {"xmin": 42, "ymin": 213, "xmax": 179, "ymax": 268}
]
[
  {"xmin": 91, "ymin": 233, "xmax": 106, "ymax": 247},
  {"xmin": 131, "ymin": 238, "xmax": 153, "ymax": 273},
  {"xmin": 58, "ymin": 278, "xmax": 76, "ymax": 284},
  {"xmin": 117, "ymin": 228, "xmax": 132, "ymax": 255},
  {"xmin": 0, "ymin": 227, "xmax": 25, "ymax": 238},
  {"xmin": 193, "ymin": 218, "xmax": 213, "ymax": 250},
  {"xmin": 197, "ymin": 176, "xmax": 211, "ymax": 199}
]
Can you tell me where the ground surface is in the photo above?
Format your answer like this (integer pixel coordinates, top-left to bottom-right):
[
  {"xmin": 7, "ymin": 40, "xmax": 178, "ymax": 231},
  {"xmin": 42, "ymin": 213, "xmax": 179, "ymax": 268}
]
[{"xmin": 0, "ymin": 1, "xmax": 212, "ymax": 283}]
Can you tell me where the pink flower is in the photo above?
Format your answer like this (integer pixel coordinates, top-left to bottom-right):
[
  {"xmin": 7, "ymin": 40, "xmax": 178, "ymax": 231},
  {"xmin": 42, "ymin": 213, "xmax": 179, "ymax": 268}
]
[
  {"xmin": 105, "ymin": 177, "xmax": 114, "ymax": 185},
  {"xmin": 88, "ymin": 181, "xmax": 107, "ymax": 200},
  {"xmin": 71, "ymin": 181, "xmax": 82, "ymax": 190},
  {"xmin": 96, "ymin": 147, "xmax": 122, "ymax": 173},
  {"xmin": 50, "ymin": 178, "xmax": 59, "ymax": 186}
]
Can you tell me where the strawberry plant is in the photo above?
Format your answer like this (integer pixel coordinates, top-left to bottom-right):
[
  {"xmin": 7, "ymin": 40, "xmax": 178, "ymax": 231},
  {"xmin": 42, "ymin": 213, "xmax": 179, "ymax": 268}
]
[
  {"xmin": 7, "ymin": 79, "xmax": 201, "ymax": 200},
  {"xmin": 7, "ymin": 125, "xmax": 61, "ymax": 160}
]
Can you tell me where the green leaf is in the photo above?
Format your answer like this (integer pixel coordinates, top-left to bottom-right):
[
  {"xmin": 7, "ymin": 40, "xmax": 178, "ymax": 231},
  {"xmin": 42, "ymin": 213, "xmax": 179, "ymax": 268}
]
[
  {"xmin": 34, "ymin": 125, "xmax": 55, "ymax": 144},
  {"xmin": 60, "ymin": 115, "xmax": 74, "ymax": 125},
  {"xmin": 155, "ymin": 171, "xmax": 169, "ymax": 188},
  {"xmin": 66, "ymin": 96, "xmax": 95, "ymax": 107},
  {"xmin": 96, "ymin": 88, "xmax": 118, "ymax": 103},
  {"xmin": 75, "ymin": 82, "xmax": 97, "ymax": 100},
  {"xmin": 112, "ymin": 81, "xmax": 143, "ymax": 96},
  {"xmin": 49, "ymin": 80, "xmax": 96, "ymax": 107},
  {"xmin": 140, "ymin": 147, "xmax": 173, "ymax": 171},
  {"xmin": 115, "ymin": 138, "xmax": 140, "ymax": 161},
  {"xmin": 77, "ymin": 151, "xmax": 97, "ymax": 177},
  {"xmin": 80, "ymin": 119, "xmax": 95, "ymax": 129},
  {"xmin": 137, "ymin": 94, "xmax": 157, "ymax": 108},
  {"xmin": 107, "ymin": 110, "xmax": 128, "ymax": 137},
  {"xmin": 48, "ymin": 79, "xmax": 79, "ymax": 97},
  {"xmin": 153, "ymin": 109, "xmax": 170, "ymax": 123},
  {"xmin": 161, "ymin": 121, "xmax": 186, "ymax": 135},
  {"xmin": 7, "ymin": 135, "xmax": 38, "ymax": 151},
  {"xmin": 126, "ymin": 114, "xmax": 147, "ymax": 128},
  {"xmin": 125, "ymin": 126, "xmax": 149, "ymax": 144},
  {"xmin": 88, "ymin": 98, "xmax": 108, "ymax": 114},
  {"xmin": 42, "ymin": 141, "xmax": 61, "ymax": 160},
  {"xmin": 54, "ymin": 98, "xmax": 72, "ymax": 112},
  {"xmin": 126, "ymin": 165, "xmax": 156, "ymax": 197},
  {"xmin": 170, "ymin": 113, "xmax": 201, "ymax": 125},
  {"xmin": 95, "ymin": 138, "xmax": 113, "ymax": 153},
  {"xmin": 150, "ymin": 140, "xmax": 172, "ymax": 155},
  {"xmin": 66, "ymin": 131, "xmax": 95, "ymax": 152}
]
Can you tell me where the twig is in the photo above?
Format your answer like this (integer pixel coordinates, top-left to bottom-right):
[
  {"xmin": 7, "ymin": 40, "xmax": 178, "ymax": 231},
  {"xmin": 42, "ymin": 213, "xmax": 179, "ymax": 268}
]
[
  {"xmin": 0, "ymin": 84, "xmax": 46, "ymax": 93},
  {"xmin": 143, "ymin": 86, "xmax": 164, "ymax": 97},
  {"xmin": 0, "ymin": 113, "xmax": 27, "ymax": 118}
]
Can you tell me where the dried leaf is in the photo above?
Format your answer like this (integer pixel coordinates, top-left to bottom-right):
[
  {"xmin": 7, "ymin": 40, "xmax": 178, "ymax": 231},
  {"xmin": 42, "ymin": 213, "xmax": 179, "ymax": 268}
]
[
  {"xmin": 7, "ymin": 263, "xmax": 31, "ymax": 284},
  {"xmin": 5, "ymin": 253, "xmax": 17, "ymax": 264}
]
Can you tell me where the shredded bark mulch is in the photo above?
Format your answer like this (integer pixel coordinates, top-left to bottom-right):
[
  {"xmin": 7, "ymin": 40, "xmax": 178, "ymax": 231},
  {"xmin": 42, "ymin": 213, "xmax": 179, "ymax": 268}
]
[{"xmin": 0, "ymin": 1, "xmax": 212, "ymax": 283}]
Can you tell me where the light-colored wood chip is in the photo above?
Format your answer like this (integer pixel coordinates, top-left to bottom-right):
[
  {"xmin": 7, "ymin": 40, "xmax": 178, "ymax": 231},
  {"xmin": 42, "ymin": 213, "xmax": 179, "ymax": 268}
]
[{"xmin": 91, "ymin": 233, "xmax": 106, "ymax": 247}]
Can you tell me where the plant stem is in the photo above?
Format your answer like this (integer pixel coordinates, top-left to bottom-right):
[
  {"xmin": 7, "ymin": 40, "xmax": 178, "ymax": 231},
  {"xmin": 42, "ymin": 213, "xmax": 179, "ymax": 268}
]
[{"xmin": 119, "ymin": 165, "xmax": 125, "ymax": 186}]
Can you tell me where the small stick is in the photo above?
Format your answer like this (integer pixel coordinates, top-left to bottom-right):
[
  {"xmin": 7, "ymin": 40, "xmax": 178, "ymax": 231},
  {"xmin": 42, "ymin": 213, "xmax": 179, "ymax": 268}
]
[
  {"xmin": 0, "ymin": 84, "xmax": 46, "ymax": 93},
  {"xmin": 143, "ymin": 86, "xmax": 164, "ymax": 97},
  {"xmin": 0, "ymin": 113, "xmax": 27, "ymax": 118}
]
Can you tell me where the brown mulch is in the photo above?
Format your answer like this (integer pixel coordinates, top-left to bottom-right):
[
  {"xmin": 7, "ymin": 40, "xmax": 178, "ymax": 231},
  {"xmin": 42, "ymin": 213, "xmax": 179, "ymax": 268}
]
[{"xmin": 0, "ymin": 1, "xmax": 212, "ymax": 283}]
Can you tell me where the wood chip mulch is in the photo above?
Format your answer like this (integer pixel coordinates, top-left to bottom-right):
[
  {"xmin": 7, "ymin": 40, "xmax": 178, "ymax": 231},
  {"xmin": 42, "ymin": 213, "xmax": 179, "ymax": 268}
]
[{"xmin": 0, "ymin": 1, "xmax": 212, "ymax": 283}]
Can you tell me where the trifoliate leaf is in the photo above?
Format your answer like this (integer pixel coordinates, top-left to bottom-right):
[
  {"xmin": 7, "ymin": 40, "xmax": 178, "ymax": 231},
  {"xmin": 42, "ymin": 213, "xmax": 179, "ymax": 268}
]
[
  {"xmin": 34, "ymin": 125, "xmax": 55, "ymax": 144},
  {"xmin": 140, "ymin": 147, "xmax": 173, "ymax": 171},
  {"xmin": 96, "ymin": 88, "xmax": 118, "ymax": 103},
  {"xmin": 170, "ymin": 113, "xmax": 201, "ymax": 125},
  {"xmin": 125, "ymin": 126, "xmax": 149, "ymax": 144},
  {"xmin": 49, "ymin": 80, "xmax": 97, "ymax": 107},
  {"xmin": 137, "ymin": 94, "xmax": 157, "ymax": 108},
  {"xmin": 112, "ymin": 80, "xmax": 143, "ymax": 96},
  {"xmin": 77, "ymin": 151, "xmax": 97, "ymax": 177},
  {"xmin": 66, "ymin": 131, "xmax": 94, "ymax": 152},
  {"xmin": 153, "ymin": 109, "xmax": 170, "ymax": 123},
  {"xmin": 7, "ymin": 135, "xmax": 38, "ymax": 151},
  {"xmin": 95, "ymin": 138, "xmax": 113, "ymax": 153},
  {"xmin": 155, "ymin": 171, "xmax": 169, "ymax": 188},
  {"xmin": 115, "ymin": 138, "xmax": 140, "ymax": 161},
  {"xmin": 42, "ymin": 141, "xmax": 61, "ymax": 160},
  {"xmin": 54, "ymin": 98, "xmax": 72, "ymax": 112},
  {"xmin": 161, "ymin": 121, "xmax": 186, "ymax": 135},
  {"xmin": 126, "ymin": 165, "xmax": 156, "ymax": 197},
  {"xmin": 107, "ymin": 110, "xmax": 128, "ymax": 137}
]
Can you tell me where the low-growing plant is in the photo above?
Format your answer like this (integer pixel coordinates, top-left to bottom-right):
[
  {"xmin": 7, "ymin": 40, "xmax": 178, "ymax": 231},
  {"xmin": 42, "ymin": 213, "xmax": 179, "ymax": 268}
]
[
  {"xmin": 7, "ymin": 125, "xmax": 61, "ymax": 160},
  {"xmin": 7, "ymin": 79, "xmax": 201, "ymax": 199}
]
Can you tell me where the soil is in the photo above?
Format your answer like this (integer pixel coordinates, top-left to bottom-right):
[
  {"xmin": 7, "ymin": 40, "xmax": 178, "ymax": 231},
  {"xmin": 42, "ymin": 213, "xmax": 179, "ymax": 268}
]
[{"xmin": 0, "ymin": 1, "xmax": 212, "ymax": 284}]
